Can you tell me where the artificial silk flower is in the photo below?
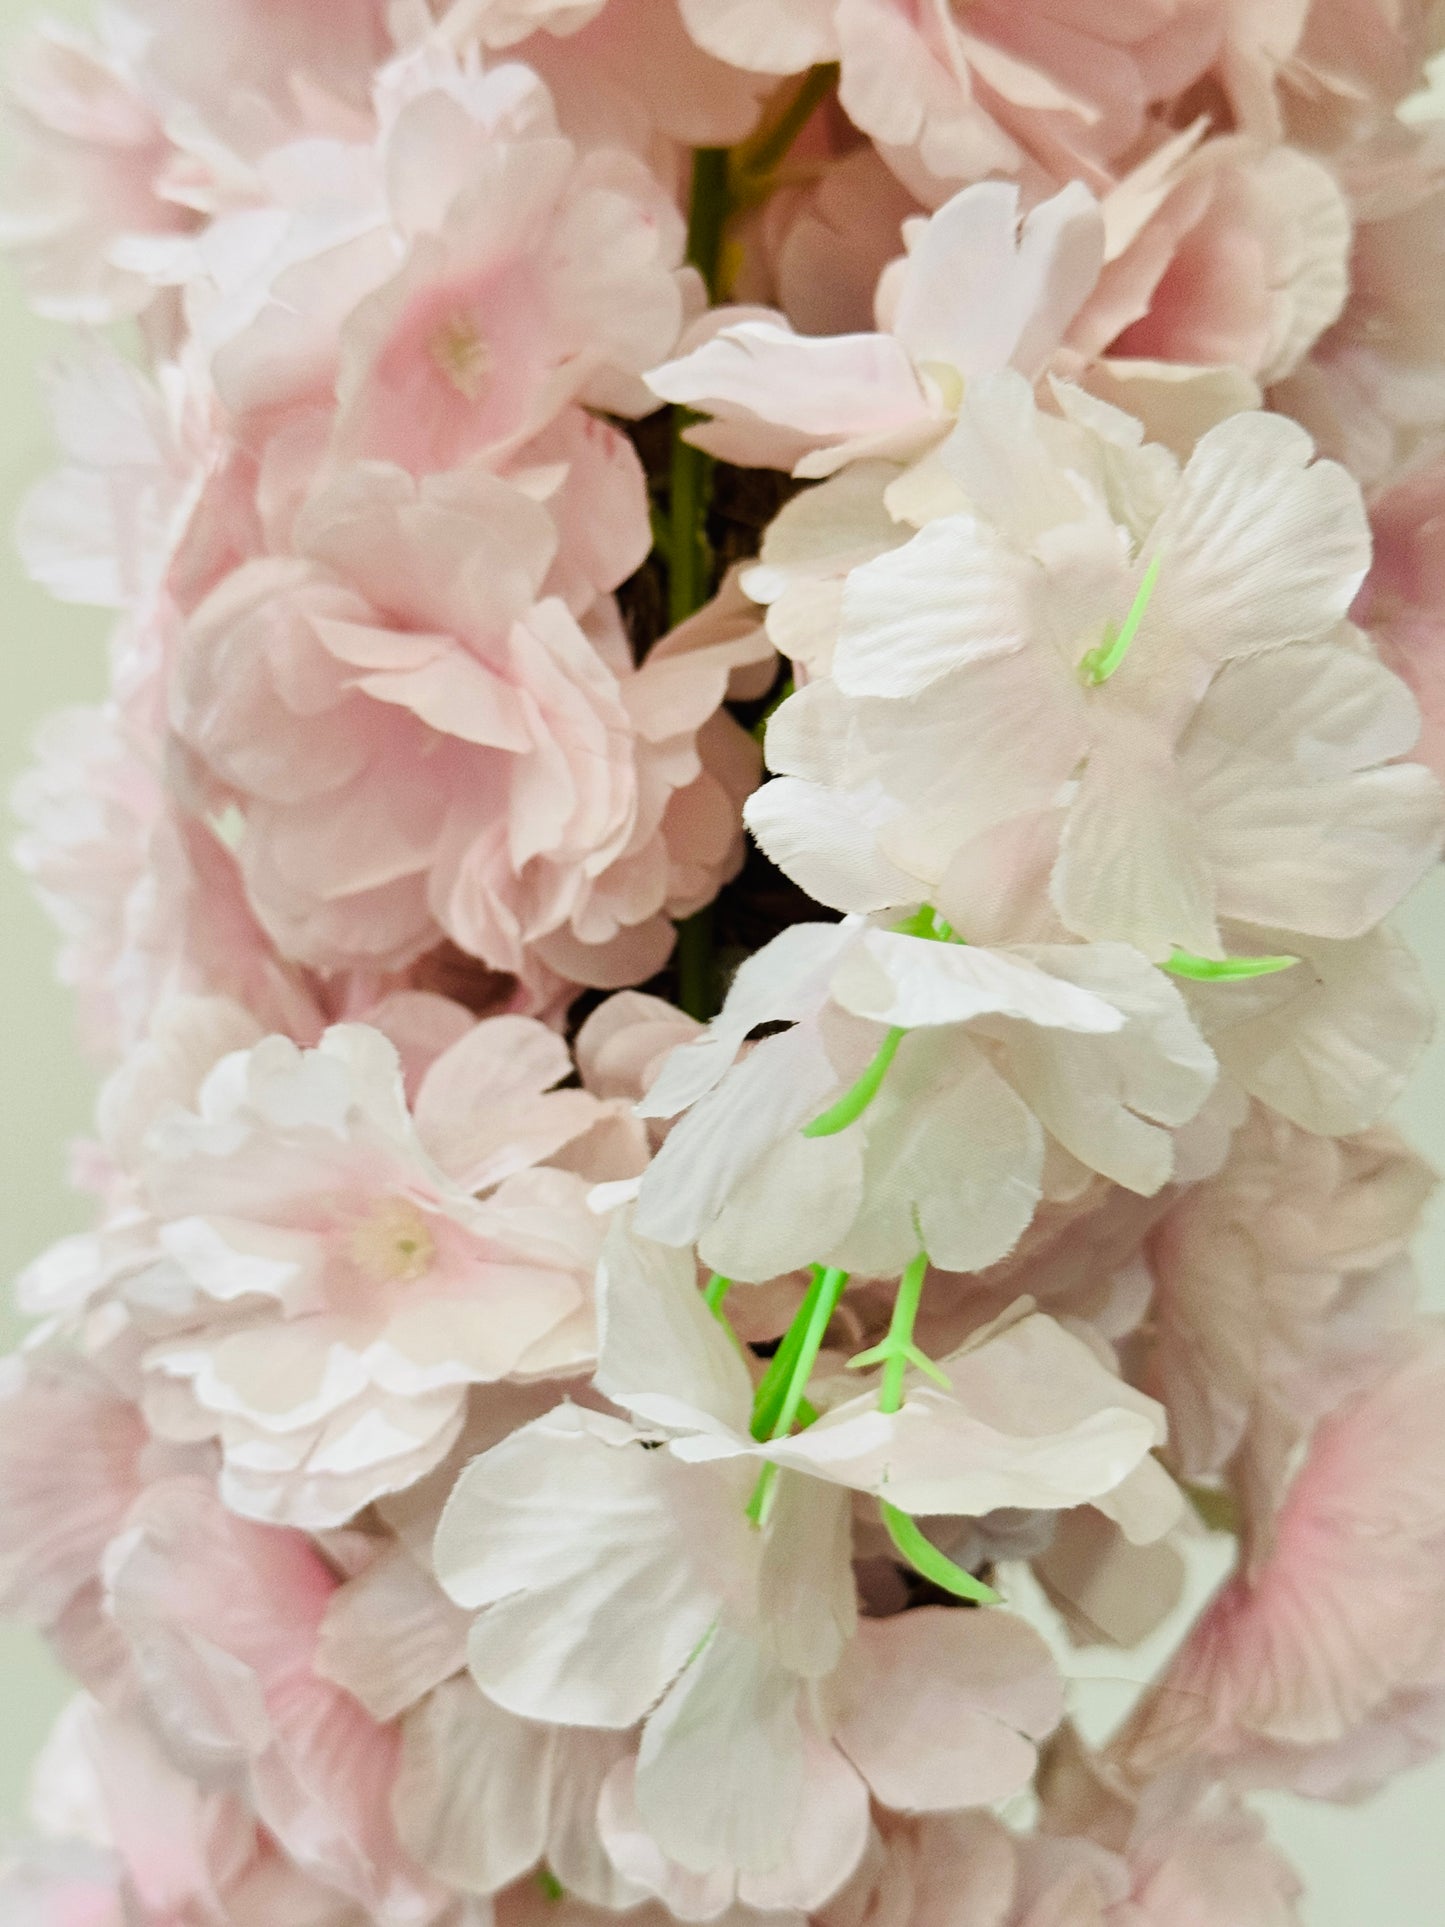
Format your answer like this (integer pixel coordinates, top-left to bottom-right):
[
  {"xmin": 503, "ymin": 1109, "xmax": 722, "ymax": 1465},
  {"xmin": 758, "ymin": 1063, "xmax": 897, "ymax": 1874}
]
[
  {"xmin": 748, "ymin": 375, "xmax": 1442, "ymax": 966},
  {"xmin": 836, "ymin": 1771, "xmax": 1306, "ymax": 1927},
  {"xmin": 6, "ymin": 2, "xmax": 1445, "ymax": 1919},
  {"xmin": 1178, "ymin": 922, "xmax": 1435, "ymax": 1136},
  {"xmin": 433, "ymin": 1394, "xmax": 1064, "ymax": 1908},
  {"xmin": 647, "ymin": 177, "xmax": 1105, "ymax": 476},
  {"xmin": 634, "ymin": 914, "xmax": 1215, "ymax": 1282},
  {"xmin": 17, "ymin": 1696, "xmax": 385, "ymax": 1927},
  {"xmin": 93, "ymin": 1014, "xmax": 608, "ymax": 1528},
  {"xmin": 171, "ymin": 459, "xmax": 770, "ymax": 993},
  {"xmin": 677, "ymin": 0, "xmax": 1222, "ymax": 191},
  {"xmin": 12, "ymin": 705, "xmax": 332, "ymax": 1055},
  {"xmin": 394, "ymin": 1675, "xmax": 651, "ymax": 1906},
  {"xmin": 1072, "ymin": 137, "xmax": 1352, "ymax": 390},
  {"xmin": 1121, "ymin": 1329, "xmax": 1445, "ymax": 1801},
  {"xmin": 184, "ymin": 47, "xmax": 685, "ymax": 450},
  {"xmin": 434, "ymin": 0, "xmax": 772, "ymax": 155},
  {"xmin": 1140, "ymin": 1105, "xmax": 1430, "ymax": 1536},
  {"xmin": 104, "ymin": 1475, "xmax": 441, "ymax": 1919},
  {"xmin": 594, "ymin": 1216, "xmax": 1182, "ymax": 1539}
]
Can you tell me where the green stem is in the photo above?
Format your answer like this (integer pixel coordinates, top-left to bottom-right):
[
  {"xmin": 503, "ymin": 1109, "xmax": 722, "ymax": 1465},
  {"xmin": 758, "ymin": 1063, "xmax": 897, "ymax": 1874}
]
[
  {"xmin": 1163, "ymin": 948, "xmax": 1298, "ymax": 982},
  {"xmin": 704, "ymin": 1271, "xmax": 732, "ymax": 1316},
  {"xmin": 685, "ymin": 147, "xmax": 730, "ymax": 300},
  {"xmin": 746, "ymin": 1267, "xmax": 849, "ymax": 1525},
  {"xmin": 881, "ymin": 1251, "xmax": 927, "ymax": 1415},
  {"xmin": 1080, "ymin": 551, "xmax": 1162, "ymax": 685},
  {"xmin": 803, "ymin": 1026, "xmax": 904, "ymax": 1138},
  {"xmin": 676, "ymin": 904, "xmax": 716, "ymax": 1021},
  {"xmin": 665, "ymin": 147, "xmax": 737, "ymax": 1010},
  {"xmin": 667, "ymin": 428, "xmax": 710, "ymax": 631},
  {"xmin": 732, "ymin": 64, "xmax": 839, "ymax": 192},
  {"xmin": 881, "ymin": 1502, "xmax": 1000, "ymax": 1606},
  {"xmin": 750, "ymin": 1267, "xmax": 826, "ymax": 1440}
]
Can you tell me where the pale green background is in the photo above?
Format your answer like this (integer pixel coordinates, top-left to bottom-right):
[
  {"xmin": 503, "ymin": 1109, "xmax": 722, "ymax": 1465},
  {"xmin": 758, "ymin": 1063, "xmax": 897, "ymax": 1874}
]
[{"xmin": 0, "ymin": 0, "xmax": 1442, "ymax": 1912}]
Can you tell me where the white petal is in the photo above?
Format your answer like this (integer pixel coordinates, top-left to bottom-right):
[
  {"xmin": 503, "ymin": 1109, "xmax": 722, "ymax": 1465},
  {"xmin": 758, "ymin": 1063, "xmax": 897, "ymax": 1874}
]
[
  {"xmin": 1053, "ymin": 706, "xmax": 1221, "ymax": 961},
  {"xmin": 758, "ymin": 1473, "xmax": 857, "ymax": 1681},
  {"xmin": 636, "ymin": 1626, "xmax": 807, "ymax": 1876},
  {"xmin": 701, "ymin": 1125, "xmax": 866, "ymax": 1284},
  {"xmin": 637, "ymin": 922, "xmax": 852, "ymax": 1119},
  {"xmin": 635, "ymin": 1024, "xmax": 839, "ymax": 1249},
  {"xmin": 835, "ymin": 514, "xmax": 1036, "ymax": 699},
  {"xmin": 830, "ymin": 930, "xmax": 1126, "ymax": 1033},
  {"xmin": 893, "ymin": 181, "xmax": 1102, "ymax": 382},
  {"xmin": 1189, "ymin": 927, "xmax": 1433, "ymax": 1136},
  {"xmin": 434, "ymin": 1405, "xmax": 749, "ymax": 1728},
  {"xmin": 833, "ymin": 1608, "xmax": 1062, "ymax": 1811},
  {"xmin": 1144, "ymin": 411, "xmax": 1370, "ymax": 667},
  {"xmin": 825, "ymin": 1040, "xmax": 1043, "ymax": 1276},
  {"xmin": 747, "ymin": 1313, "xmax": 1169, "ymax": 1524},
  {"xmin": 595, "ymin": 1217, "xmax": 755, "ymax": 1434},
  {"xmin": 745, "ymin": 777, "xmax": 920, "ymax": 914},
  {"xmin": 647, "ymin": 322, "xmax": 928, "ymax": 455},
  {"xmin": 998, "ymin": 945, "xmax": 1216, "ymax": 1194},
  {"xmin": 1185, "ymin": 643, "xmax": 1443, "ymax": 940},
  {"xmin": 394, "ymin": 1677, "xmax": 551, "ymax": 1896}
]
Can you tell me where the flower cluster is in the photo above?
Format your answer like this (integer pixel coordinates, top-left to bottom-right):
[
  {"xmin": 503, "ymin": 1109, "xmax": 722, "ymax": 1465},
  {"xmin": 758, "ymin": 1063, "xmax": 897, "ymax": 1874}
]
[{"xmin": 4, "ymin": 2, "xmax": 1445, "ymax": 1923}]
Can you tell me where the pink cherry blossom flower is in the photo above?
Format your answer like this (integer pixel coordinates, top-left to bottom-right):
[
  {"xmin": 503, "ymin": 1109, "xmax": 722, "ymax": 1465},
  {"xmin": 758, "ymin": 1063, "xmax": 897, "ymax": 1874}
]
[
  {"xmin": 0, "ymin": 18, "xmax": 191, "ymax": 325},
  {"xmin": 1074, "ymin": 137, "xmax": 1352, "ymax": 389},
  {"xmin": 677, "ymin": 0, "xmax": 1223, "ymax": 193},
  {"xmin": 97, "ymin": 1014, "xmax": 611, "ymax": 1527},
  {"xmin": 1121, "ymin": 1329, "xmax": 1445, "ymax": 1799},
  {"xmin": 1141, "ymin": 1106, "xmax": 1429, "ymax": 1538},
  {"xmin": 171, "ymin": 461, "xmax": 770, "ymax": 994},
  {"xmin": 1355, "ymin": 458, "xmax": 1445, "ymax": 785},
  {"xmin": 648, "ymin": 177, "xmax": 1104, "ymax": 475},
  {"xmin": 105, "ymin": 1476, "xmax": 441, "ymax": 1918}
]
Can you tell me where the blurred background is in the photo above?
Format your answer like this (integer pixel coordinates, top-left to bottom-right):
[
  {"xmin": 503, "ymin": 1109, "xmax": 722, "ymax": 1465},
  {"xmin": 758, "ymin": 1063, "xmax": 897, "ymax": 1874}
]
[{"xmin": 0, "ymin": 0, "xmax": 1443, "ymax": 1916}]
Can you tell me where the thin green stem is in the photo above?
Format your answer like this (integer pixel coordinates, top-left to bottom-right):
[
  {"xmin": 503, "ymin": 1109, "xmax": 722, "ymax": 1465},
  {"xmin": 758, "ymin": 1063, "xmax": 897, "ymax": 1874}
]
[
  {"xmin": 746, "ymin": 1267, "xmax": 849, "ymax": 1525},
  {"xmin": 667, "ymin": 424, "xmax": 710, "ymax": 630},
  {"xmin": 803, "ymin": 1026, "xmax": 904, "ymax": 1138},
  {"xmin": 731, "ymin": 64, "xmax": 839, "ymax": 193},
  {"xmin": 685, "ymin": 147, "xmax": 730, "ymax": 299},
  {"xmin": 880, "ymin": 1502, "xmax": 1000, "ymax": 1605},
  {"xmin": 704, "ymin": 1271, "xmax": 732, "ymax": 1316},
  {"xmin": 1080, "ymin": 551, "xmax": 1162, "ymax": 685},
  {"xmin": 665, "ymin": 148, "xmax": 737, "ymax": 1011},
  {"xmin": 884, "ymin": 1253, "xmax": 928, "ymax": 1411},
  {"xmin": 676, "ymin": 904, "xmax": 716, "ymax": 1021},
  {"xmin": 882, "ymin": 1252, "xmax": 927, "ymax": 1413},
  {"xmin": 750, "ymin": 1266, "xmax": 827, "ymax": 1441},
  {"xmin": 1163, "ymin": 948, "xmax": 1298, "ymax": 982}
]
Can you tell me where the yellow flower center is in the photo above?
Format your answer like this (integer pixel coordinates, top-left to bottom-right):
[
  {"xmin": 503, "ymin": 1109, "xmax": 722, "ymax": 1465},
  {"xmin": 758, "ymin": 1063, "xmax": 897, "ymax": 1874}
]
[
  {"xmin": 349, "ymin": 1197, "xmax": 436, "ymax": 1286},
  {"xmin": 429, "ymin": 312, "xmax": 493, "ymax": 401}
]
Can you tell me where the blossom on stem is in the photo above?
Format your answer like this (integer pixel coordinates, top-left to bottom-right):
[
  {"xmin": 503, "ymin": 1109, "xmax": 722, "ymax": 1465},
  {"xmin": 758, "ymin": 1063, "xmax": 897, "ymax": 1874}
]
[
  {"xmin": 633, "ymin": 914, "xmax": 1215, "ymax": 1283},
  {"xmin": 747, "ymin": 376, "xmax": 1440, "ymax": 975},
  {"xmin": 648, "ymin": 176, "xmax": 1104, "ymax": 475}
]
